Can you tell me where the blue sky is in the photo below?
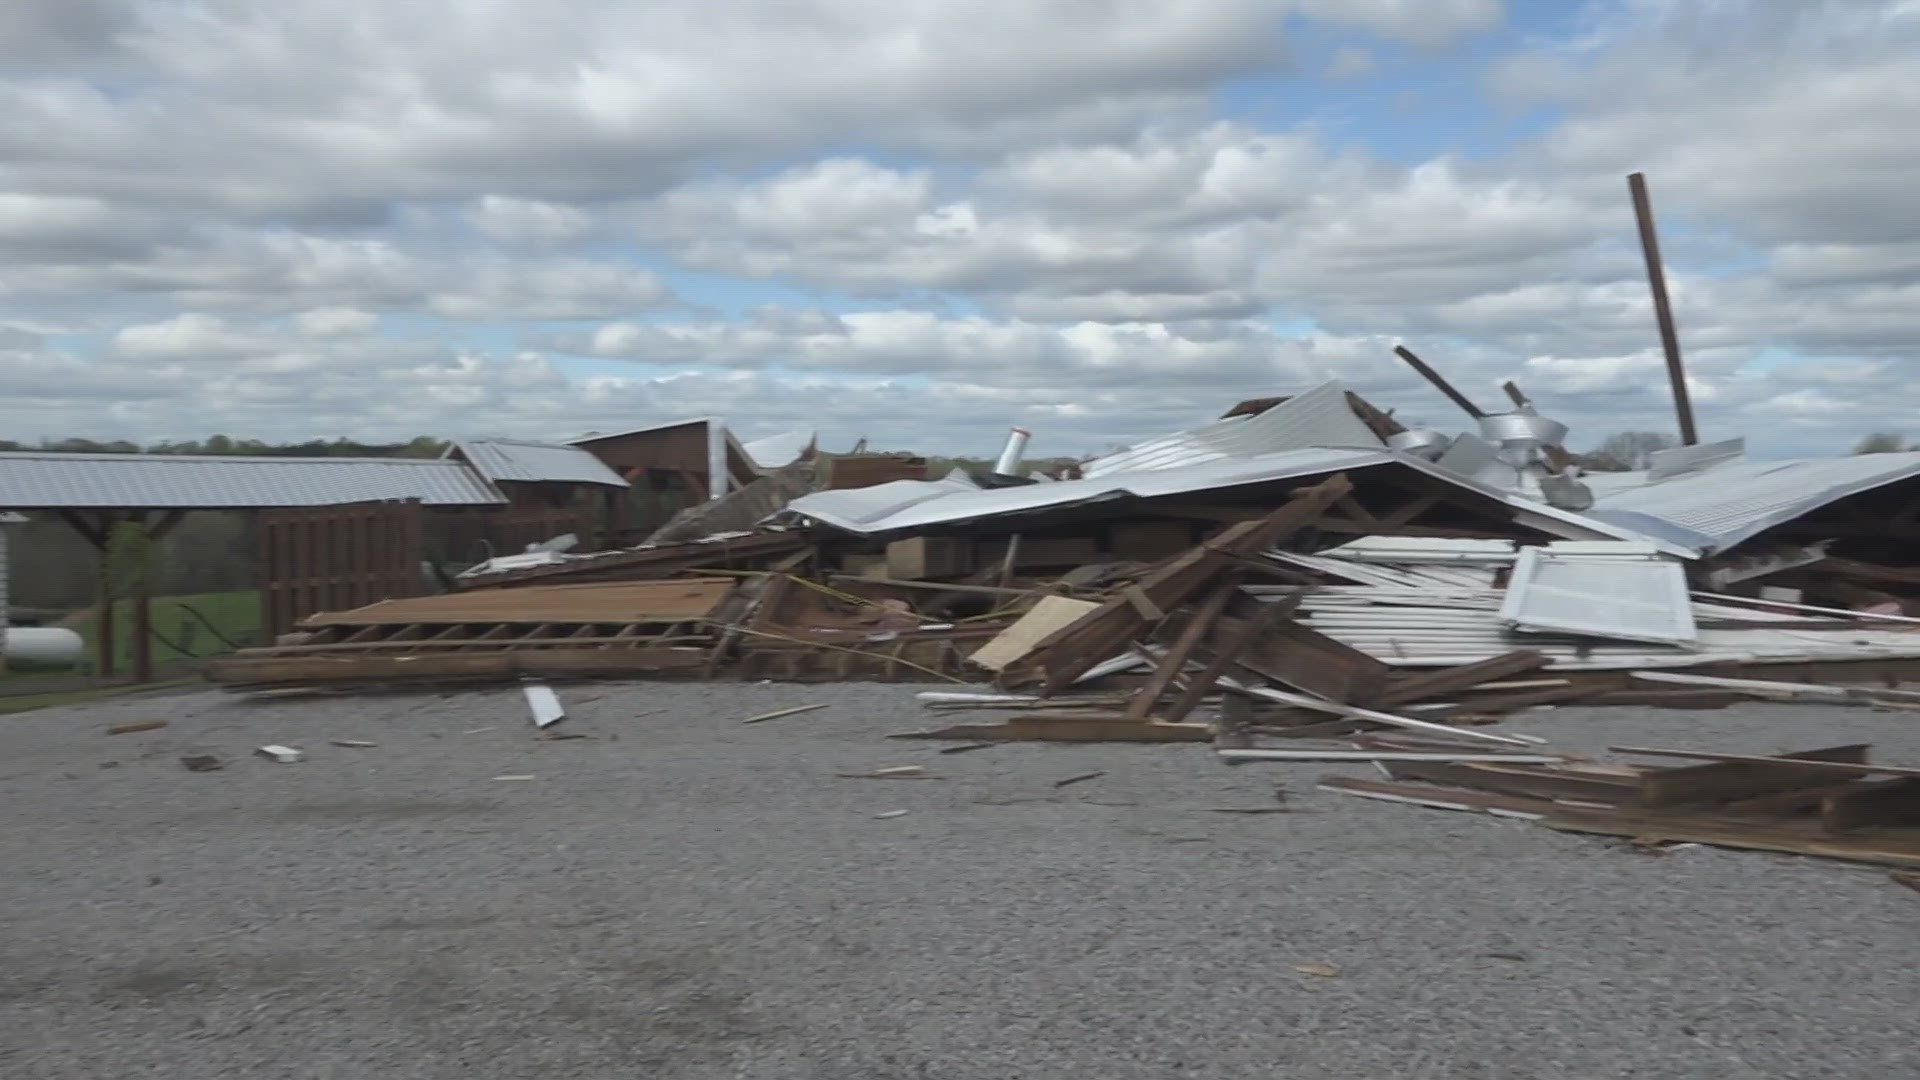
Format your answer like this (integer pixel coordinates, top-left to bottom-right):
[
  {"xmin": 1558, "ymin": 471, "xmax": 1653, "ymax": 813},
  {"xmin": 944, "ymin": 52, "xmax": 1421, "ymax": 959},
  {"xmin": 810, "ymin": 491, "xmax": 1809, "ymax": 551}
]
[{"xmin": 1, "ymin": 0, "xmax": 1917, "ymax": 458}]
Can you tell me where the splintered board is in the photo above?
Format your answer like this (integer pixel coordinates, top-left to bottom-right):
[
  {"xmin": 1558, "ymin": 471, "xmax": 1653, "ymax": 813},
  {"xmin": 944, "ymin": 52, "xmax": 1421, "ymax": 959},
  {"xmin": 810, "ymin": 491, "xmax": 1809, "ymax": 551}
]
[
  {"xmin": 1319, "ymin": 743, "xmax": 1920, "ymax": 869},
  {"xmin": 301, "ymin": 578, "xmax": 738, "ymax": 627},
  {"xmin": 968, "ymin": 596, "xmax": 1101, "ymax": 672}
]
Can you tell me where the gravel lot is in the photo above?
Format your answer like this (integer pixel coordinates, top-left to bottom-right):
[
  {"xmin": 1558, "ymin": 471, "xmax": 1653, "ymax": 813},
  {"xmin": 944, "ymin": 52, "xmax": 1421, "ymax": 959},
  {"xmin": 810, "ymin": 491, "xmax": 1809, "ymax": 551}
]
[{"xmin": 3, "ymin": 681, "xmax": 1918, "ymax": 1079}]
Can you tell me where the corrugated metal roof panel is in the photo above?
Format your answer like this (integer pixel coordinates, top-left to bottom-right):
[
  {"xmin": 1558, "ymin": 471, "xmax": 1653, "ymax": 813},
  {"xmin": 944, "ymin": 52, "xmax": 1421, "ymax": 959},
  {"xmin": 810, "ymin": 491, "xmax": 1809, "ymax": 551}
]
[
  {"xmin": 1283, "ymin": 596, "xmax": 1920, "ymax": 669},
  {"xmin": 742, "ymin": 430, "xmax": 815, "ymax": 470},
  {"xmin": 1080, "ymin": 381, "xmax": 1383, "ymax": 478},
  {"xmin": 456, "ymin": 439, "xmax": 629, "ymax": 487},
  {"xmin": 1587, "ymin": 452, "xmax": 1920, "ymax": 553},
  {"xmin": 1498, "ymin": 545, "xmax": 1696, "ymax": 645},
  {"xmin": 1321, "ymin": 537, "xmax": 1519, "ymax": 563},
  {"xmin": 782, "ymin": 444, "xmax": 1682, "ymax": 552},
  {"xmin": 784, "ymin": 446, "xmax": 1386, "ymax": 533},
  {"xmin": 0, "ymin": 453, "xmax": 507, "ymax": 509}
]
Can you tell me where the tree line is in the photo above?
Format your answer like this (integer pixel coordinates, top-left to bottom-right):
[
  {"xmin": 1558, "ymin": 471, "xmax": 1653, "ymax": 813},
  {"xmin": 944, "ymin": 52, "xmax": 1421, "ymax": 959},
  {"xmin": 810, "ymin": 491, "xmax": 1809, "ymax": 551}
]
[{"xmin": 0, "ymin": 435, "xmax": 450, "ymax": 458}]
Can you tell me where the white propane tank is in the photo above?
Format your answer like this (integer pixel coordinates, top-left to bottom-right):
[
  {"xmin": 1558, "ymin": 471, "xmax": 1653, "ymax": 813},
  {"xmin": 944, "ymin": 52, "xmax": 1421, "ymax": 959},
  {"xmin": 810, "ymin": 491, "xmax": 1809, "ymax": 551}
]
[{"xmin": 4, "ymin": 627, "xmax": 85, "ymax": 669}]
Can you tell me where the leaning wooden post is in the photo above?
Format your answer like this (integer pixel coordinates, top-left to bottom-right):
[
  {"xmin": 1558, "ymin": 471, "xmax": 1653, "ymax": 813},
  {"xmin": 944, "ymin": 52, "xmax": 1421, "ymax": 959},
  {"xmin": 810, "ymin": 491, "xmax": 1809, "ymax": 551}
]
[
  {"xmin": 1627, "ymin": 171, "xmax": 1699, "ymax": 446},
  {"xmin": 94, "ymin": 523, "xmax": 116, "ymax": 680}
]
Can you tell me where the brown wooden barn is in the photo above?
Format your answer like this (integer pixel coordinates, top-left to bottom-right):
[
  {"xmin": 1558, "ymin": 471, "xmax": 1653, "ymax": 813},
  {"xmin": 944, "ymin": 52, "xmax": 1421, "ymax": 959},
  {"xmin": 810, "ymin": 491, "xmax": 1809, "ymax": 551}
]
[{"xmin": 568, "ymin": 419, "xmax": 762, "ymax": 541}]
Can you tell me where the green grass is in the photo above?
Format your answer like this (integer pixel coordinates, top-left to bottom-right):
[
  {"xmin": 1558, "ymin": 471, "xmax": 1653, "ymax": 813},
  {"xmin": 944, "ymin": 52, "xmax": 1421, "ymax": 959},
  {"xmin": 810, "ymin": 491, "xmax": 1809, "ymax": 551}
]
[{"xmin": 74, "ymin": 589, "xmax": 262, "ymax": 671}]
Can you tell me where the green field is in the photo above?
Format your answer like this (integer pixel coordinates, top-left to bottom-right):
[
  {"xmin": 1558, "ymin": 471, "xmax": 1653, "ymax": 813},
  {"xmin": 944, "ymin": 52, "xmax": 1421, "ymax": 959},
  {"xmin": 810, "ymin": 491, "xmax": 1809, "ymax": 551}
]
[{"xmin": 72, "ymin": 589, "xmax": 263, "ymax": 671}]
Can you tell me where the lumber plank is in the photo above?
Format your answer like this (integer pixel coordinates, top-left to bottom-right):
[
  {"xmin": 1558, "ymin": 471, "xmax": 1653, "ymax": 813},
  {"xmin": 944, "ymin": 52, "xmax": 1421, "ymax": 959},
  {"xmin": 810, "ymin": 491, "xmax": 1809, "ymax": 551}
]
[
  {"xmin": 207, "ymin": 647, "xmax": 709, "ymax": 686},
  {"xmin": 1316, "ymin": 775, "xmax": 1554, "ymax": 816},
  {"xmin": 1633, "ymin": 744, "xmax": 1873, "ymax": 807},
  {"xmin": 1542, "ymin": 806, "xmax": 1920, "ymax": 869},
  {"xmin": 1122, "ymin": 586, "xmax": 1166, "ymax": 622},
  {"xmin": 968, "ymin": 596, "xmax": 1101, "ymax": 672},
  {"xmin": 1419, "ymin": 684, "xmax": 1600, "ymax": 718},
  {"xmin": 1368, "ymin": 650, "xmax": 1550, "ymax": 709},
  {"xmin": 1579, "ymin": 688, "xmax": 1745, "ymax": 710},
  {"xmin": 894, "ymin": 716, "xmax": 1214, "ymax": 743},
  {"xmin": 1123, "ymin": 576, "xmax": 1241, "ymax": 722},
  {"xmin": 1160, "ymin": 593, "xmax": 1304, "ymax": 725},
  {"xmin": 1031, "ymin": 475, "xmax": 1352, "ymax": 693},
  {"xmin": 1380, "ymin": 760, "xmax": 1638, "ymax": 804},
  {"xmin": 1218, "ymin": 610, "xmax": 1391, "ymax": 705},
  {"xmin": 1822, "ymin": 778, "xmax": 1920, "ymax": 833},
  {"xmin": 1612, "ymin": 744, "xmax": 1920, "ymax": 778}
]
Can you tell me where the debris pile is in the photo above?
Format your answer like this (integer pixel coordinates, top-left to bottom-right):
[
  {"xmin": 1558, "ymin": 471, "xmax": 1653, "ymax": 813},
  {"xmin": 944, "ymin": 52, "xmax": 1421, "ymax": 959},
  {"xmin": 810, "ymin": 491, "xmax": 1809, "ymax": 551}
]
[
  {"xmin": 205, "ymin": 368, "xmax": 1920, "ymax": 709},
  {"xmin": 186, "ymin": 373, "xmax": 1920, "ymax": 872}
]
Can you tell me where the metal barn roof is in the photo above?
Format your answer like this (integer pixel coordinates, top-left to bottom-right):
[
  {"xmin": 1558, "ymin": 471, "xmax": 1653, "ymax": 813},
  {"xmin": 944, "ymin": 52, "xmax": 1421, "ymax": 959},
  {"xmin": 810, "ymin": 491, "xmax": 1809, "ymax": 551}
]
[
  {"xmin": 1586, "ymin": 451, "xmax": 1920, "ymax": 553},
  {"xmin": 454, "ymin": 439, "xmax": 629, "ymax": 488},
  {"xmin": 0, "ymin": 452, "xmax": 508, "ymax": 509}
]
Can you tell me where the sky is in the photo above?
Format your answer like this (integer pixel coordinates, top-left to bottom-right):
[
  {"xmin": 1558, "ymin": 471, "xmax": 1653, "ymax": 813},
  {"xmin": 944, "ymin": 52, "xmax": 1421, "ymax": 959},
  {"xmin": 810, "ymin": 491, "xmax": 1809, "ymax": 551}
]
[{"xmin": 1, "ymin": 0, "xmax": 1917, "ymax": 460}]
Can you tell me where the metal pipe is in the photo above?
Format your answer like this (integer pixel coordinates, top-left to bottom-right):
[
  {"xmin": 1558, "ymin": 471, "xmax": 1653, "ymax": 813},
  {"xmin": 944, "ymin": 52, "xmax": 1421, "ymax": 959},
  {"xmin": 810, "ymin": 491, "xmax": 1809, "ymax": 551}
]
[
  {"xmin": 1500, "ymin": 381, "xmax": 1531, "ymax": 410},
  {"xmin": 705, "ymin": 418, "xmax": 729, "ymax": 501},
  {"xmin": 1392, "ymin": 345, "xmax": 1486, "ymax": 419},
  {"xmin": 1627, "ymin": 172, "xmax": 1699, "ymax": 446},
  {"xmin": 992, "ymin": 427, "xmax": 1031, "ymax": 476}
]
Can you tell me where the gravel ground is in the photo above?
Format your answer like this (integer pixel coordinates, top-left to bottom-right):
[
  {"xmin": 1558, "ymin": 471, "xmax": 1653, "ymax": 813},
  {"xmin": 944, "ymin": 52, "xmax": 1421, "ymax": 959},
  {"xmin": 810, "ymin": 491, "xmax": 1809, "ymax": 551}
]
[{"xmin": 3, "ymin": 682, "xmax": 1919, "ymax": 1079}]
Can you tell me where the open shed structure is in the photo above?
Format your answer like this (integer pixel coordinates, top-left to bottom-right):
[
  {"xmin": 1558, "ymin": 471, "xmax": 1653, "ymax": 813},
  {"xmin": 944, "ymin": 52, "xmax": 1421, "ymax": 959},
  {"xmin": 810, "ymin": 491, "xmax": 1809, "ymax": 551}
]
[{"xmin": 0, "ymin": 447, "xmax": 626, "ymax": 681}]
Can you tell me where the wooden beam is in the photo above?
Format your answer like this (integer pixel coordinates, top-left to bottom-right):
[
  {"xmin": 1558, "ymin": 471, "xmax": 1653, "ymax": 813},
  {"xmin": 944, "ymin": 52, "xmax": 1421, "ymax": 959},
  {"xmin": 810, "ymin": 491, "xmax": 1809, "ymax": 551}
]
[
  {"xmin": 1028, "ymin": 475, "xmax": 1354, "ymax": 694},
  {"xmin": 1123, "ymin": 575, "xmax": 1241, "ymax": 722},
  {"xmin": 830, "ymin": 575, "xmax": 1034, "ymax": 597},
  {"xmin": 146, "ymin": 509, "xmax": 190, "ymax": 542},
  {"xmin": 1628, "ymin": 172, "xmax": 1698, "ymax": 445},
  {"xmin": 895, "ymin": 714, "xmax": 1214, "ymax": 743},
  {"xmin": 206, "ymin": 647, "xmax": 710, "ymax": 686},
  {"xmin": 1543, "ymin": 805, "xmax": 1920, "ymax": 869},
  {"xmin": 1378, "ymin": 493, "xmax": 1443, "ymax": 529},
  {"xmin": 1368, "ymin": 650, "xmax": 1551, "ymax": 709},
  {"xmin": 1613, "ymin": 744, "xmax": 1920, "ymax": 779},
  {"xmin": 1159, "ymin": 592, "xmax": 1301, "ymax": 724},
  {"xmin": 1634, "ymin": 744, "xmax": 1872, "ymax": 808},
  {"xmin": 56, "ymin": 509, "xmax": 111, "ymax": 548},
  {"xmin": 1220, "ymin": 610, "xmax": 1392, "ymax": 705},
  {"xmin": 93, "ymin": 536, "xmax": 115, "ymax": 680},
  {"xmin": 1332, "ymin": 495, "xmax": 1378, "ymax": 524},
  {"xmin": 1121, "ymin": 585, "xmax": 1165, "ymax": 622},
  {"xmin": 1393, "ymin": 345, "xmax": 1487, "ymax": 419},
  {"xmin": 131, "ymin": 584, "xmax": 153, "ymax": 683},
  {"xmin": 1381, "ymin": 760, "xmax": 1637, "ymax": 804},
  {"xmin": 1822, "ymin": 778, "xmax": 1920, "ymax": 833}
]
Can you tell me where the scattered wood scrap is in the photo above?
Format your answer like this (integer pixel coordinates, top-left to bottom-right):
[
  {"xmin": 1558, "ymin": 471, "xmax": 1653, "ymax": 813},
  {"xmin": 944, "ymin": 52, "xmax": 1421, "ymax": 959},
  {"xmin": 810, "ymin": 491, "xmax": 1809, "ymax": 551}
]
[
  {"xmin": 1317, "ymin": 742, "xmax": 1920, "ymax": 869},
  {"xmin": 743, "ymin": 703, "xmax": 829, "ymax": 724}
]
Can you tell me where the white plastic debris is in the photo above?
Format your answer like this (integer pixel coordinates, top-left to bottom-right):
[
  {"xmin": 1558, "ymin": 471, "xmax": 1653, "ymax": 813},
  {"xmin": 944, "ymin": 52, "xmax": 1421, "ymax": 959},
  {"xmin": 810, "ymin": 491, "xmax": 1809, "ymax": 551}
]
[
  {"xmin": 523, "ymin": 683, "xmax": 566, "ymax": 729},
  {"xmin": 255, "ymin": 745, "xmax": 303, "ymax": 764}
]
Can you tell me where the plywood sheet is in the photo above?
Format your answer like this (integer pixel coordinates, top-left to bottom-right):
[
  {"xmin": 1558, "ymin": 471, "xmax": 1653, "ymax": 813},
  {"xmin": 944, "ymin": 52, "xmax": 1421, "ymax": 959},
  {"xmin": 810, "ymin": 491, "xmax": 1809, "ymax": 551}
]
[
  {"xmin": 303, "ymin": 578, "xmax": 737, "ymax": 626},
  {"xmin": 969, "ymin": 596, "xmax": 1099, "ymax": 671}
]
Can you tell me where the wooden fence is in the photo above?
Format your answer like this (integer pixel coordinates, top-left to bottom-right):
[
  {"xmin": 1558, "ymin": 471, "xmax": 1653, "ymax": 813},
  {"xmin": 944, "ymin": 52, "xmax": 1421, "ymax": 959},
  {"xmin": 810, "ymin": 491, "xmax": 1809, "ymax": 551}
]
[{"xmin": 260, "ymin": 500, "xmax": 425, "ymax": 639}]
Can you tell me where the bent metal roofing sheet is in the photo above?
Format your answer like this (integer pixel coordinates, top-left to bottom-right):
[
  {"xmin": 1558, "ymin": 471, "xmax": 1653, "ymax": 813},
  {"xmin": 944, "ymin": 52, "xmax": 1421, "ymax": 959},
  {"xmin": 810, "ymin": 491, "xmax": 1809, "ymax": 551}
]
[
  {"xmin": 781, "ymin": 445, "xmax": 1687, "ymax": 554},
  {"xmin": 1079, "ymin": 380, "xmax": 1384, "ymax": 477},
  {"xmin": 1585, "ymin": 451, "xmax": 1920, "ymax": 554}
]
